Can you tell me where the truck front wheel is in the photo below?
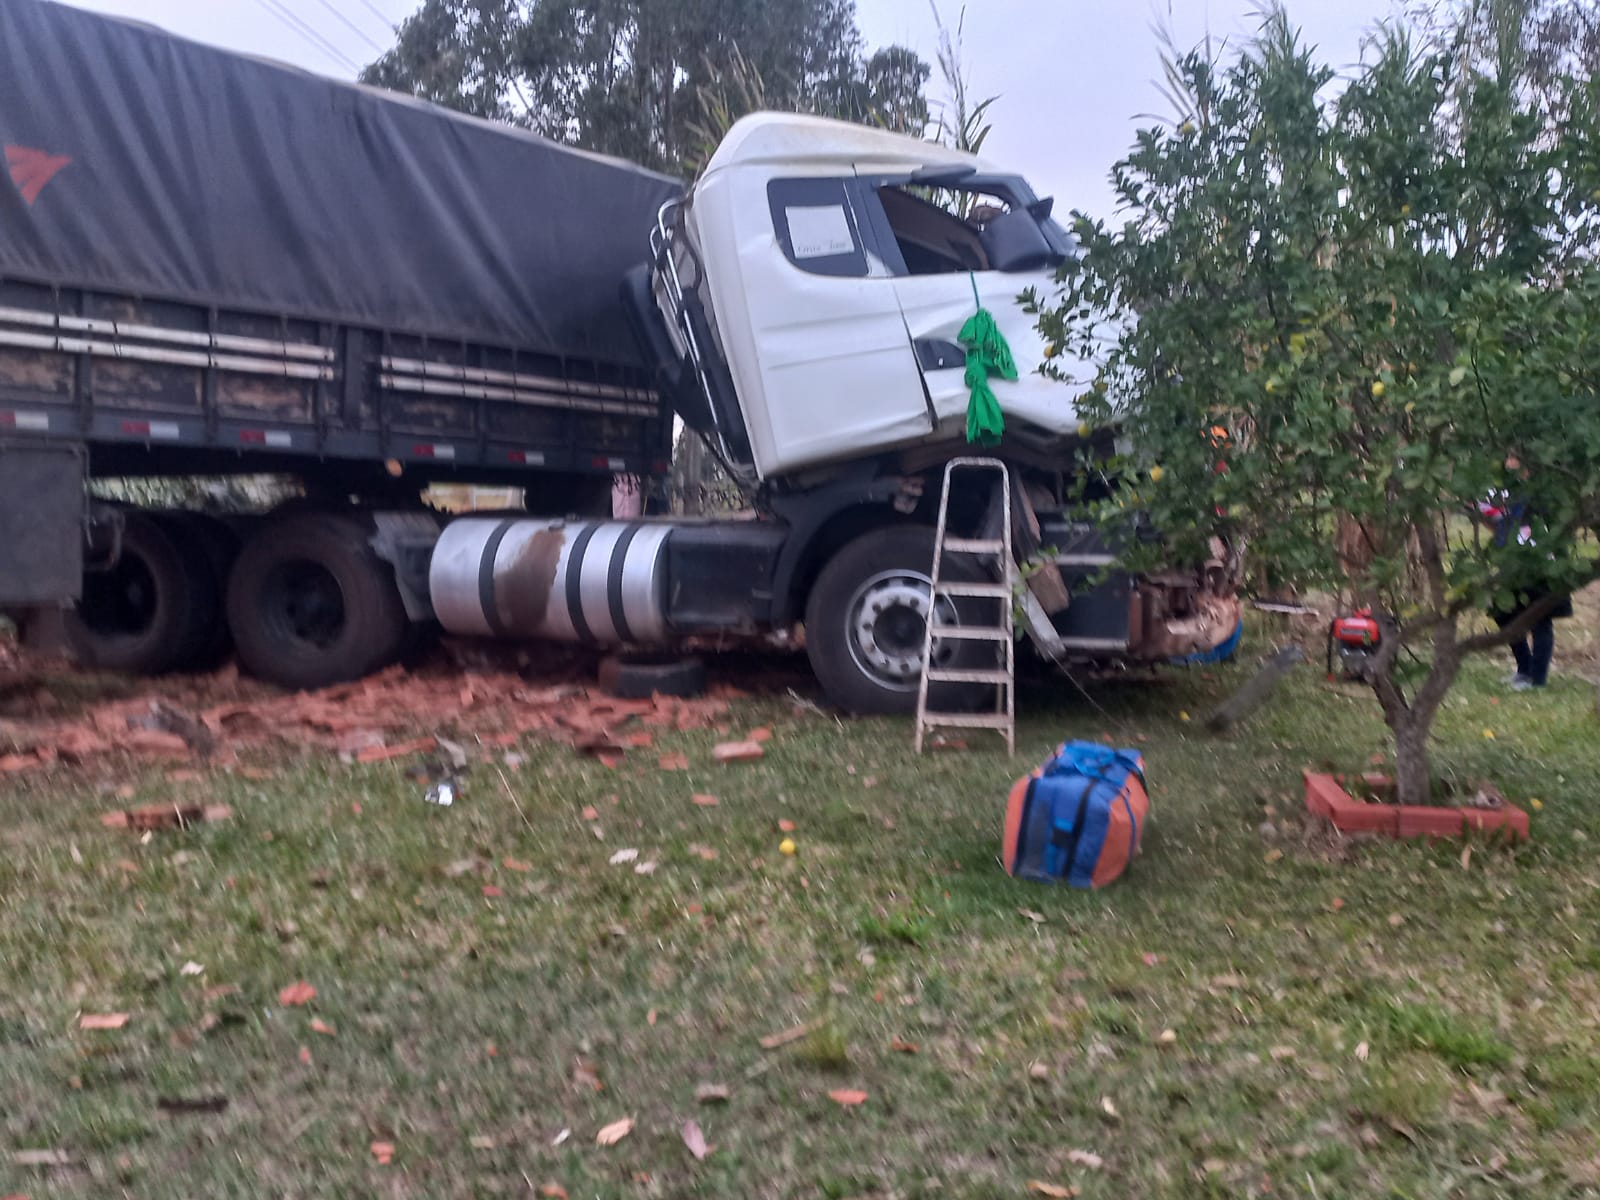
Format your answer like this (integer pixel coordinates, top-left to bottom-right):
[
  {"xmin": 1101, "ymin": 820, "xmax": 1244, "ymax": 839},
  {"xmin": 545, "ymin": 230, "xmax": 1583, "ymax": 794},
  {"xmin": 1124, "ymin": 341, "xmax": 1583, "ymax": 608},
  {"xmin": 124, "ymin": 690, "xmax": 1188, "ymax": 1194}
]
[
  {"xmin": 226, "ymin": 513, "xmax": 409, "ymax": 690},
  {"xmin": 804, "ymin": 526, "xmax": 997, "ymax": 715}
]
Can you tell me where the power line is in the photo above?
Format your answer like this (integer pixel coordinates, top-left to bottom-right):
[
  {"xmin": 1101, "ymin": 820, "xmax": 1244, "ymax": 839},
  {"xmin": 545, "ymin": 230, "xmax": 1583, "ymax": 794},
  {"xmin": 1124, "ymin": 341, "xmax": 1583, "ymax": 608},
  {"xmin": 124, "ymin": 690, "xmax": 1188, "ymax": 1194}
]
[
  {"xmin": 307, "ymin": 0, "xmax": 386, "ymax": 54},
  {"xmin": 253, "ymin": 0, "xmax": 363, "ymax": 74},
  {"xmin": 352, "ymin": 0, "xmax": 398, "ymax": 34}
]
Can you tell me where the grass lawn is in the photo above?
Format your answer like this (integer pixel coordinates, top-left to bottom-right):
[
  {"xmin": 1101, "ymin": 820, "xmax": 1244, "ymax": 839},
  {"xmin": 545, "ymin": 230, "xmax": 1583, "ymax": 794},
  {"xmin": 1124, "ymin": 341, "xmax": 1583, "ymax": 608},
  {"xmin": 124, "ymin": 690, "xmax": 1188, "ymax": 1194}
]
[{"xmin": 3, "ymin": 631, "xmax": 1600, "ymax": 1198}]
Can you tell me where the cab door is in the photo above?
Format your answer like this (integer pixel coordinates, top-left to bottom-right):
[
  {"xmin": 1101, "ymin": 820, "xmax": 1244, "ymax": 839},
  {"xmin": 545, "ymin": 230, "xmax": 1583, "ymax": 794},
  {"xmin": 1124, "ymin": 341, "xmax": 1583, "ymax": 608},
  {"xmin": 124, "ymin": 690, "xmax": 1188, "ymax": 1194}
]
[
  {"xmin": 854, "ymin": 180, "xmax": 1065, "ymax": 437},
  {"xmin": 730, "ymin": 175, "xmax": 934, "ymax": 473}
]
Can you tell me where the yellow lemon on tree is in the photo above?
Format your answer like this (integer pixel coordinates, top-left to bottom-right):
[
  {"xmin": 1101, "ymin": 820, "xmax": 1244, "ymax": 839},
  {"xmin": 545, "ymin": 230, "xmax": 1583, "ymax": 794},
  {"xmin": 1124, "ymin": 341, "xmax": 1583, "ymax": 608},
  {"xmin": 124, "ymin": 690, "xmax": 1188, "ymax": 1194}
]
[
  {"xmin": 1077, "ymin": 422, "xmax": 1091, "ymax": 438},
  {"xmin": 1371, "ymin": 380, "xmax": 1386, "ymax": 398},
  {"xmin": 1149, "ymin": 465, "xmax": 1165, "ymax": 483},
  {"xmin": 1180, "ymin": 120, "xmax": 1196, "ymax": 135},
  {"xmin": 779, "ymin": 838, "xmax": 797, "ymax": 856},
  {"xmin": 1044, "ymin": 342, "xmax": 1060, "ymax": 360}
]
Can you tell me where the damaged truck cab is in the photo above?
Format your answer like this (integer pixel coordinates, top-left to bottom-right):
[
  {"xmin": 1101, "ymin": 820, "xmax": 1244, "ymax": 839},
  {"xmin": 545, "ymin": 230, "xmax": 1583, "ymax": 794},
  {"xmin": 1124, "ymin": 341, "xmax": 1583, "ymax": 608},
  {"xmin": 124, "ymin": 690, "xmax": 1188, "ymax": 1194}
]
[{"xmin": 608, "ymin": 113, "xmax": 1243, "ymax": 708}]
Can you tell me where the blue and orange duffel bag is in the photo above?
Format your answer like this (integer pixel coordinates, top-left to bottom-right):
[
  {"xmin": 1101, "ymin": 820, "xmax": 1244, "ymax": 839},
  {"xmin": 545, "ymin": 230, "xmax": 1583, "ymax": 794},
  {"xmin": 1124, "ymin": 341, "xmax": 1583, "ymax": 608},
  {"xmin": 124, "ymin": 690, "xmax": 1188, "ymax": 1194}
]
[{"xmin": 1002, "ymin": 741, "xmax": 1149, "ymax": 888}]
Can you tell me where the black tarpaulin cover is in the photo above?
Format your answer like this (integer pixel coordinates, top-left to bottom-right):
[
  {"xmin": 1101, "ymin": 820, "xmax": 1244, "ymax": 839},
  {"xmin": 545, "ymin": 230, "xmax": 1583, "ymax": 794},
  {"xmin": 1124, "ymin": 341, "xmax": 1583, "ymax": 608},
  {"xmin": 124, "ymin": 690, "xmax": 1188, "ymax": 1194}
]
[{"xmin": 0, "ymin": 0, "xmax": 682, "ymax": 367}]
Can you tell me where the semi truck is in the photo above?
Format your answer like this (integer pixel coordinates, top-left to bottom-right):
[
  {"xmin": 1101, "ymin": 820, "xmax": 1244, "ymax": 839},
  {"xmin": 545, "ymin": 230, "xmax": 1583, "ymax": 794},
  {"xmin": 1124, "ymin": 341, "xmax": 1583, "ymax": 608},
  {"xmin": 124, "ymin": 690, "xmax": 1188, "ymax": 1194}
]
[{"xmin": 0, "ymin": 0, "xmax": 1242, "ymax": 713}]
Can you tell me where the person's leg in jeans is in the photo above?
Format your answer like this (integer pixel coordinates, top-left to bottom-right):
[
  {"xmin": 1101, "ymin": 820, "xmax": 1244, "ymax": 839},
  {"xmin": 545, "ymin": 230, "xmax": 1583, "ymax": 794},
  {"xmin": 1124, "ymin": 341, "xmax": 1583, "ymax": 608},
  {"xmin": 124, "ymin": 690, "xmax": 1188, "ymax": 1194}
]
[
  {"xmin": 1528, "ymin": 614, "xmax": 1555, "ymax": 686},
  {"xmin": 1495, "ymin": 609, "xmax": 1534, "ymax": 681}
]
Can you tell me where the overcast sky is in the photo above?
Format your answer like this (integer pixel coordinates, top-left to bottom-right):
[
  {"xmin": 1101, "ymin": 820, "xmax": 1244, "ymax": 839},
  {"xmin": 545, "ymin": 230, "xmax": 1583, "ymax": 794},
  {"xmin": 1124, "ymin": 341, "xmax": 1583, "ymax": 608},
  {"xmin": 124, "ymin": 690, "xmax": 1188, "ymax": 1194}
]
[{"xmin": 63, "ymin": 0, "xmax": 1398, "ymax": 220}]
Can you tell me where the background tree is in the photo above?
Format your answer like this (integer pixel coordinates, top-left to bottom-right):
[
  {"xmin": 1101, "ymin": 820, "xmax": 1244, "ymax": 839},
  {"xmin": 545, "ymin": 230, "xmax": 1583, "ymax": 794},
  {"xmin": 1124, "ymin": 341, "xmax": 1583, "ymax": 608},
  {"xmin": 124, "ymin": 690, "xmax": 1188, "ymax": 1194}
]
[
  {"xmin": 362, "ymin": 0, "xmax": 929, "ymax": 173},
  {"xmin": 1030, "ymin": 5, "xmax": 1600, "ymax": 805}
]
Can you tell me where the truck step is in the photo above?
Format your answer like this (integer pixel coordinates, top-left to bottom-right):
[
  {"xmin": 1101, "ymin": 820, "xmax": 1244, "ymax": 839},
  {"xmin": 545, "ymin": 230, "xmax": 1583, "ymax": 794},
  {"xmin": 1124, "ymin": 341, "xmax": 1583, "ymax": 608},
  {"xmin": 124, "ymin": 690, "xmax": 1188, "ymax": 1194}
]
[
  {"xmin": 929, "ymin": 625, "xmax": 1010, "ymax": 642},
  {"xmin": 934, "ymin": 581, "xmax": 1011, "ymax": 599},
  {"xmin": 925, "ymin": 668, "xmax": 1012, "ymax": 684},
  {"xmin": 940, "ymin": 537, "xmax": 1006, "ymax": 555},
  {"xmin": 917, "ymin": 711, "xmax": 1015, "ymax": 730}
]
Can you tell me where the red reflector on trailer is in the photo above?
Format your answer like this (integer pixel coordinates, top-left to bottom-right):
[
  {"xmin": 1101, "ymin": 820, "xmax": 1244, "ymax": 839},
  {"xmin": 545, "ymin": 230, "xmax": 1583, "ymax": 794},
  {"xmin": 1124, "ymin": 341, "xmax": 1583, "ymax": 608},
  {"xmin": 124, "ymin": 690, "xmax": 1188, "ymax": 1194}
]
[{"xmin": 239, "ymin": 429, "xmax": 265, "ymax": 444}]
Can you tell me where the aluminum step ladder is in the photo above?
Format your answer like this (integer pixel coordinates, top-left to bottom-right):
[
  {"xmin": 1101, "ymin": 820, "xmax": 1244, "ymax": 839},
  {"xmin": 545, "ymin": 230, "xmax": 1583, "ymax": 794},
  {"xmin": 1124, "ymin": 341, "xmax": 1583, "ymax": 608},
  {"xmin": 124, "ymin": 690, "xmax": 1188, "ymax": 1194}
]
[{"xmin": 914, "ymin": 457, "xmax": 1016, "ymax": 756}]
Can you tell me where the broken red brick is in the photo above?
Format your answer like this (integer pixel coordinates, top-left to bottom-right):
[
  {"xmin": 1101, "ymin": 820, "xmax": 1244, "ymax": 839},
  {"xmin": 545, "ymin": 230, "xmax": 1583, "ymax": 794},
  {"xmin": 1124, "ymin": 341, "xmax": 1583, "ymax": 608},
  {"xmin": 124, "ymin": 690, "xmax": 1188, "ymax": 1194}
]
[{"xmin": 712, "ymin": 741, "xmax": 764, "ymax": 764}]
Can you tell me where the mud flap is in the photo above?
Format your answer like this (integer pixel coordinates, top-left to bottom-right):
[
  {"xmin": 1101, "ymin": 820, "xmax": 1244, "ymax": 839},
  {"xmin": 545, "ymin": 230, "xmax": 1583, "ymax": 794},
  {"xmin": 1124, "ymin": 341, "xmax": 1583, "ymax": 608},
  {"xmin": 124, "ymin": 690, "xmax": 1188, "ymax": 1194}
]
[{"xmin": 0, "ymin": 441, "xmax": 86, "ymax": 607}]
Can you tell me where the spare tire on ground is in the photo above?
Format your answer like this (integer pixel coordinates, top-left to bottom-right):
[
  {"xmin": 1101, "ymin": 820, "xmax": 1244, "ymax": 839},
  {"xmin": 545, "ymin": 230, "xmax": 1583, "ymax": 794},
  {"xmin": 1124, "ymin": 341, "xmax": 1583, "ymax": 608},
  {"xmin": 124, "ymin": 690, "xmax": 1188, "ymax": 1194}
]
[{"xmin": 598, "ymin": 653, "xmax": 706, "ymax": 699}]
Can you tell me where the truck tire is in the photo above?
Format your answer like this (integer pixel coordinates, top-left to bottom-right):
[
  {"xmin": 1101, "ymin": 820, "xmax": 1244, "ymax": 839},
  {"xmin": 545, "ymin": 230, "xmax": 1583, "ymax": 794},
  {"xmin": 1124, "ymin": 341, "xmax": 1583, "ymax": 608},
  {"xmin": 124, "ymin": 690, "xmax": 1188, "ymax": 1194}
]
[
  {"xmin": 64, "ymin": 510, "xmax": 220, "ymax": 675},
  {"xmin": 804, "ymin": 525, "xmax": 1001, "ymax": 715},
  {"xmin": 598, "ymin": 653, "xmax": 706, "ymax": 700},
  {"xmin": 162, "ymin": 511, "xmax": 241, "ymax": 669},
  {"xmin": 226, "ymin": 513, "xmax": 409, "ymax": 690}
]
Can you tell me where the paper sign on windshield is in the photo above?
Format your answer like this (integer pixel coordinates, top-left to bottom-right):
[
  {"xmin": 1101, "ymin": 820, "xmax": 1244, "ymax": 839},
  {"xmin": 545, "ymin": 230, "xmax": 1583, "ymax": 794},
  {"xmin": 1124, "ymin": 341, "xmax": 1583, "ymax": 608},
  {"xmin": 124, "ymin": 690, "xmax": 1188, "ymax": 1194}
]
[{"xmin": 786, "ymin": 205, "xmax": 855, "ymax": 259}]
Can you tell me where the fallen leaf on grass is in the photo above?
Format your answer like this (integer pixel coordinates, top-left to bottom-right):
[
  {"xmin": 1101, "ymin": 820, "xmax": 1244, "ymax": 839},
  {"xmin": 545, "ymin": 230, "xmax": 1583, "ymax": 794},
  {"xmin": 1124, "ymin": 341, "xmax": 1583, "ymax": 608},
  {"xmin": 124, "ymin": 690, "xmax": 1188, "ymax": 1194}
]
[
  {"xmin": 889, "ymin": 1039, "xmax": 920, "ymax": 1054},
  {"xmin": 778, "ymin": 818, "xmax": 796, "ymax": 832},
  {"xmin": 688, "ymin": 844, "xmax": 718, "ymax": 861},
  {"xmin": 658, "ymin": 753, "xmax": 689, "ymax": 771},
  {"xmin": 1209, "ymin": 973, "xmax": 1245, "ymax": 989},
  {"xmin": 758, "ymin": 1019, "xmax": 821, "ymax": 1049},
  {"xmin": 13, "ymin": 1148, "xmax": 72, "ymax": 1166},
  {"xmin": 1143, "ymin": 952, "xmax": 1161, "ymax": 967},
  {"xmin": 1388, "ymin": 912, "xmax": 1406, "ymax": 927},
  {"xmin": 468, "ymin": 1134, "xmax": 495, "ymax": 1150},
  {"xmin": 1263, "ymin": 848, "xmax": 1284, "ymax": 864},
  {"xmin": 1330, "ymin": 897, "xmax": 1346, "ymax": 912},
  {"xmin": 682, "ymin": 1119, "xmax": 710, "ymax": 1160},
  {"xmin": 1028, "ymin": 1063, "xmax": 1050, "ymax": 1081},
  {"xmin": 310, "ymin": 1018, "xmax": 336, "ymax": 1037},
  {"xmin": 1460, "ymin": 846, "xmax": 1473, "ymax": 870},
  {"xmin": 79, "ymin": 1012, "xmax": 130, "ymax": 1030},
  {"xmin": 695, "ymin": 1083, "xmax": 730, "ymax": 1104},
  {"xmin": 298, "ymin": 1046, "xmax": 313, "ymax": 1065},
  {"xmin": 1099, "ymin": 1096, "xmax": 1120, "ymax": 1121},
  {"xmin": 581, "ymin": 805, "xmax": 600, "ymax": 821},
  {"xmin": 550, "ymin": 1128, "xmax": 570, "ymax": 1146},
  {"xmin": 444, "ymin": 858, "xmax": 484, "ymax": 878},
  {"xmin": 1156, "ymin": 1029, "xmax": 1178, "ymax": 1045},
  {"xmin": 482, "ymin": 884, "xmax": 504, "ymax": 897},
  {"xmin": 370, "ymin": 1141, "xmax": 395, "ymax": 1165},
  {"xmin": 828, "ymin": 1089, "xmax": 868, "ymax": 1106},
  {"xmin": 748, "ymin": 726, "xmax": 773, "ymax": 743},
  {"xmin": 633, "ymin": 861, "xmax": 657, "ymax": 876},
  {"xmin": 504, "ymin": 857, "xmax": 532, "ymax": 872},
  {"xmin": 712, "ymin": 740, "xmax": 763, "ymax": 763},
  {"xmin": 1066, "ymin": 1149, "xmax": 1104, "ymax": 1170},
  {"xmin": 1354, "ymin": 1041, "xmax": 1370, "ymax": 1062},
  {"xmin": 1018, "ymin": 908, "xmax": 1046, "ymax": 924},
  {"xmin": 278, "ymin": 982, "xmax": 316, "ymax": 1007},
  {"xmin": 202, "ymin": 983, "xmax": 241, "ymax": 1003},
  {"xmin": 691, "ymin": 793, "xmax": 719, "ymax": 807},
  {"xmin": 1027, "ymin": 1183, "xmax": 1080, "ymax": 1198},
  {"xmin": 539, "ymin": 1185, "xmax": 568, "ymax": 1199},
  {"xmin": 595, "ymin": 1117, "xmax": 633, "ymax": 1146},
  {"xmin": 609, "ymin": 848, "xmax": 639, "ymax": 865},
  {"xmin": 179, "ymin": 961, "xmax": 204, "ymax": 977}
]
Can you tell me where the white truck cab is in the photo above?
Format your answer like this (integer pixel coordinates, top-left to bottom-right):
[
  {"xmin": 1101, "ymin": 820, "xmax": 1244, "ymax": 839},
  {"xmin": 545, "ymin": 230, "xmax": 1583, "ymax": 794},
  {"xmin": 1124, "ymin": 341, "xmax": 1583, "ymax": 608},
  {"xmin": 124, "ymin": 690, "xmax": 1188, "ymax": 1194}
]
[{"xmin": 647, "ymin": 113, "xmax": 1084, "ymax": 482}]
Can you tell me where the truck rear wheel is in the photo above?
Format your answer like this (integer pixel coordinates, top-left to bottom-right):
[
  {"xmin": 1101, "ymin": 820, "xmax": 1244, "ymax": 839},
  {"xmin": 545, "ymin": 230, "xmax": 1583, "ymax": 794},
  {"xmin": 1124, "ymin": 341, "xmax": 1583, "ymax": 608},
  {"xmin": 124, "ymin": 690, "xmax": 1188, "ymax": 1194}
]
[
  {"xmin": 226, "ymin": 513, "xmax": 409, "ymax": 690},
  {"xmin": 804, "ymin": 525, "xmax": 999, "ymax": 715},
  {"xmin": 65, "ymin": 510, "xmax": 221, "ymax": 675}
]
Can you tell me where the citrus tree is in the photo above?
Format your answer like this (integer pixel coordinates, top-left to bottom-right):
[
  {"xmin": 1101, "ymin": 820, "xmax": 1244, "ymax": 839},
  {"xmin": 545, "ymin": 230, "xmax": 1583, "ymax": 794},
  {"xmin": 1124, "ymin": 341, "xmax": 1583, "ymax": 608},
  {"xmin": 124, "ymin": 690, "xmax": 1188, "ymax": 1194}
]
[{"xmin": 1030, "ymin": 5, "xmax": 1600, "ymax": 805}]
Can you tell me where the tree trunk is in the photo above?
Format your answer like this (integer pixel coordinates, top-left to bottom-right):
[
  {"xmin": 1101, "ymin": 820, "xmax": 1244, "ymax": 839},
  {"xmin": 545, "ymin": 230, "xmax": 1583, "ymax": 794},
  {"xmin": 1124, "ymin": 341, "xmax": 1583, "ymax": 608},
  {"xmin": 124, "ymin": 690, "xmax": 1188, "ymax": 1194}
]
[{"xmin": 1392, "ymin": 714, "xmax": 1432, "ymax": 808}]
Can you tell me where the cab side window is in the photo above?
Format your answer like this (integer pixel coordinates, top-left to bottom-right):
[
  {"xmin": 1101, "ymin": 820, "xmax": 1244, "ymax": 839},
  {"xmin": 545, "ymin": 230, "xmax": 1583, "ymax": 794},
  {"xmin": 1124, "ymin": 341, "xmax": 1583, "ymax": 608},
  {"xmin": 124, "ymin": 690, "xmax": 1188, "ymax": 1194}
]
[{"xmin": 767, "ymin": 178, "xmax": 869, "ymax": 278}]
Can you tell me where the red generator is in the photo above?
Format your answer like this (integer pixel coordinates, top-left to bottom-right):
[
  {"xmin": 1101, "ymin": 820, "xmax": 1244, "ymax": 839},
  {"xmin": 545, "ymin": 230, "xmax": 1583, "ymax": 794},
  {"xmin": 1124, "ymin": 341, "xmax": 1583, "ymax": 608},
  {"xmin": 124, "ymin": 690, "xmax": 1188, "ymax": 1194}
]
[{"xmin": 1328, "ymin": 609, "xmax": 1381, "ymax": 680}]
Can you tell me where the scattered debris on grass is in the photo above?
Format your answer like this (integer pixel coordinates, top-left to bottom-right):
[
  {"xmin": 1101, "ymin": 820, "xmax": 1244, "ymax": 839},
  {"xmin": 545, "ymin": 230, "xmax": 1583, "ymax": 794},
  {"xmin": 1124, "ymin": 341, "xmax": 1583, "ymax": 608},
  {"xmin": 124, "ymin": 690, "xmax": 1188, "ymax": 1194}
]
[
  {"xmin": 78, "ymin": 1012, "xmax": 130, "ymax": 1030},
  {"xmin": 278, "ymin": 982, "xmax": 316, "ymax": 1007},
  {"xmin": 157, "ymin": 1094, "xmax": 229, "ymax": 1116},
  {"xmin": 1, "ymin": 660, "xmax": 739, "ymax": 776},
  {"xmin": 595, "ymin": 1117, "xmax": 633, "ymax": 1146},
  {"xmin": 827, "ymin": 1088, "xmax": 868, "ymax": 1106},
  {"xmin": 695, "ymin": 1083, "xmax": 730, "ymax": 1104},
  {"xmin": 758, "ymin": 1019, "xmax": 820, "ymax": 1049},
  {"xmin": 681, "ymin": 1119, "xmax": 710, "ymax": 1160}
]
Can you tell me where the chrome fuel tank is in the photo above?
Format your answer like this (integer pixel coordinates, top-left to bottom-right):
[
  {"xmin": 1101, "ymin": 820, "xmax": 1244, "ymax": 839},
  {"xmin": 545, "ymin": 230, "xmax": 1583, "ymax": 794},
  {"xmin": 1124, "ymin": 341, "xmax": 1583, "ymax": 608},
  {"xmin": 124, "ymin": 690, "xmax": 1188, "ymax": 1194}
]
[{"xmin": 429, "ymin": 518, "xmax": 672, "ymax": 645}]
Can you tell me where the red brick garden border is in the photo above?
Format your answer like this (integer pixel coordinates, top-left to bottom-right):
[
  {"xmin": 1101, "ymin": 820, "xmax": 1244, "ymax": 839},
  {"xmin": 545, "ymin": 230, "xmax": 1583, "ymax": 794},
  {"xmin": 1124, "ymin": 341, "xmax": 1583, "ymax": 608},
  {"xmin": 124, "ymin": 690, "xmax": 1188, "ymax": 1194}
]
[{"xmin": 1303, "ymin": 771, "xmax": 1529, "ymax": 840}]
